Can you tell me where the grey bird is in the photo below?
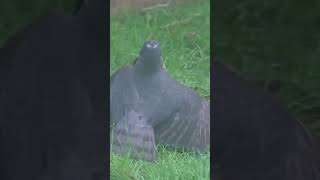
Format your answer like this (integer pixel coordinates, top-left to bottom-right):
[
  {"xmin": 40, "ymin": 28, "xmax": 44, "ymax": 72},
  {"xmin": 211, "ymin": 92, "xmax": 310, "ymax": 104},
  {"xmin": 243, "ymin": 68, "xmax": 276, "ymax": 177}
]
[{"xmin": 110, "ymin": 40, "xmax": 210, "ymax": 161}]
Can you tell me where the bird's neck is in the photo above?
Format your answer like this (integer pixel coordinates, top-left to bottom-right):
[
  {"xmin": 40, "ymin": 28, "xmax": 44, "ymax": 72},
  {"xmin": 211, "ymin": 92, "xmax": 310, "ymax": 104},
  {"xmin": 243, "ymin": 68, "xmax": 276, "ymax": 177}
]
[{"xmin": 134, "ymin": 59, "xmax": 163, "ymax": 77}]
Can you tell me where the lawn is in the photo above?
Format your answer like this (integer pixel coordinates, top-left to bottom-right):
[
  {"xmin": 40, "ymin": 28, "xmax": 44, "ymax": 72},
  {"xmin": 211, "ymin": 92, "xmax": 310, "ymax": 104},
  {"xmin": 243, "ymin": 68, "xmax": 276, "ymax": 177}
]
[{"xmin": 110, "ymin": 0, "xmax": 210, "ymax": 179}]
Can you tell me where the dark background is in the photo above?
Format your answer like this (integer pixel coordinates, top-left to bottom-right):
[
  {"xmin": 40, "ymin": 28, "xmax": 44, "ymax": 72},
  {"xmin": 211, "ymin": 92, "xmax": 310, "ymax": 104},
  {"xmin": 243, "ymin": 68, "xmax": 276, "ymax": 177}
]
[
  {"xmin": 0, "ymin": 0, "xmax": 80, "ymax": 46},
  {"xmin": 213, "ymin": 0, "xmax": 320, "ymax": 136}
]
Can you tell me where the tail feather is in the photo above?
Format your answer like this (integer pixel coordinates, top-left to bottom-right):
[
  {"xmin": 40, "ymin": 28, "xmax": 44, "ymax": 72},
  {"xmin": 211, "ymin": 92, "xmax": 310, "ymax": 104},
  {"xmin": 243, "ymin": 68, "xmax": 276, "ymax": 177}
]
[{"xmin": 111, "ymin": 111, "xmax": 156, "ymax": 161}]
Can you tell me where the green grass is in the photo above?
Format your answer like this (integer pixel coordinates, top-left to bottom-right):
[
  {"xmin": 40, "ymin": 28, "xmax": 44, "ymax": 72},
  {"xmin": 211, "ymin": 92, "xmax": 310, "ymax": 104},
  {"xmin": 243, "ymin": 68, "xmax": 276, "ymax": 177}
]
[
  {"xmin": 110, "ymin": 0, "xmax": 210, "ymax": 99},
  {"xmin": 110, "ymin": 0, "xmax": 210, "ymax": 179},
  {"xmin": 111, "ymin": 145, "xmax": 210, "ymax": 180}
]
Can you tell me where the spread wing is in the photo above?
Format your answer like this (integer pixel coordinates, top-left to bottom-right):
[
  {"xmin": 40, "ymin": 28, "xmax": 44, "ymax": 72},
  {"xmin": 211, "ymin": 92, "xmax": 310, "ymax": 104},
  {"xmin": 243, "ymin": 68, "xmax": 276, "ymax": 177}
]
[
  {"xmin": 154, "ymin": 86, "xmax": 210, "ymax": 152},
  {"xmin": 110, "ymin": 64, "xmax": 210, "ymax": 160}
]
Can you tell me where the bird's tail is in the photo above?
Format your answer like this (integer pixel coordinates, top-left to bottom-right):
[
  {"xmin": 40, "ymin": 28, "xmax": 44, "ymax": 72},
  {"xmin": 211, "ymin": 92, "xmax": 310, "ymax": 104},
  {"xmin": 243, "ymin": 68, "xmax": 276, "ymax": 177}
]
[{"xmin": 111, "ymin": 111, "xmax": 156, "ymax": 161}]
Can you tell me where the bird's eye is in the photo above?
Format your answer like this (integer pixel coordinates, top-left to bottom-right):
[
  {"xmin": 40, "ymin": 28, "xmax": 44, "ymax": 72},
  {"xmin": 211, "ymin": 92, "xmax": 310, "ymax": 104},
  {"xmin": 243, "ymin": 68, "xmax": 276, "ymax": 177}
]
[
  {"xmin": 147, "ymin": 44, "xmax": 152, "ymax": 48},
  {"xmin": 153, "ymin": 44, "xmax": 158, "ymax": 48}
]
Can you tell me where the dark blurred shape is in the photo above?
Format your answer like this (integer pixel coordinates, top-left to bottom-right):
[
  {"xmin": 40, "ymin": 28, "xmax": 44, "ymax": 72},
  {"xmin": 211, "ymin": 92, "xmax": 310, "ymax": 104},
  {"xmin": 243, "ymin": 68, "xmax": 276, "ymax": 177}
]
[
  {"xmin": 212, "ymin": 59, "xmax": 320, "ymax": 180},
  {"xmin": 0, "ymin": 0, "xmax": 107, "ymax": 179}
]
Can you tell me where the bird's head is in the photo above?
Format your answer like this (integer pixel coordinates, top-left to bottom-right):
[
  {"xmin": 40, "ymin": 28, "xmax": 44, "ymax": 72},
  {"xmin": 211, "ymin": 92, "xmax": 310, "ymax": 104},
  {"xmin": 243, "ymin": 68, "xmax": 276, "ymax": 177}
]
[{"xmin": 135, "ymin": 40, "xmax": 164, "ymax": 74}]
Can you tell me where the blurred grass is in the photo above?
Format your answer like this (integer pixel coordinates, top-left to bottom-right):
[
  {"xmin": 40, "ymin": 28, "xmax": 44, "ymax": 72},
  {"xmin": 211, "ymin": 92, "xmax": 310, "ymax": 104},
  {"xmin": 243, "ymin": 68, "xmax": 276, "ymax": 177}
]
[
  {"xmin": 213, "ymin": 0, "xmax": 320, "ymax": 135},
  {"xmin": 0, "ymin": 0, "xmax": 80, "ymax": 46},
  {"xmin": 110, "ymin": 0, "xmax": 210, "ymax": 179}
]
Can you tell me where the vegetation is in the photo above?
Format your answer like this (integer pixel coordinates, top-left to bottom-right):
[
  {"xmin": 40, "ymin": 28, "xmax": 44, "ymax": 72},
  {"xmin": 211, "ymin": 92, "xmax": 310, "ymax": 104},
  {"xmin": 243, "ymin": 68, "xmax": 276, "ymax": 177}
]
[
  {"xmin": 110, "ymin": 0, "xmax": 210, "ymax": 179},
  {"xmin": 110, "ymin": 0, "xmax": 210, "ymax": 99}
]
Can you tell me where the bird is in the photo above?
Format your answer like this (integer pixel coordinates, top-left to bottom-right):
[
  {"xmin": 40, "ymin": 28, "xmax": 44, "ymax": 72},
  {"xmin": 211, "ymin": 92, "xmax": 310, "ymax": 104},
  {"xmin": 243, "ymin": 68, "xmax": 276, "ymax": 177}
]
[
  {"xmin": 110, "ymin": 40, "xmax": 210, "ymax": 161},
  {"xmin": 212, "ymin": 58, "xmax": 320, "ymax": 180}
]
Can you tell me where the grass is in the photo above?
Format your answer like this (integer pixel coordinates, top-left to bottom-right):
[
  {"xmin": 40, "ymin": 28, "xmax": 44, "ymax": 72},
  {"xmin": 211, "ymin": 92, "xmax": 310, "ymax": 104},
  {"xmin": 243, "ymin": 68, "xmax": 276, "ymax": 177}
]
[
  {"xmin": 110, "ymin": 0, "xmax": 210, "ymax": 99},
  {"xmin": 111, "ymin": 145, "xmax": 210, "ymax": 180},
  {"xmin": 110, "ymin": 0, "xmax": 210, "ymax": 179}
]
